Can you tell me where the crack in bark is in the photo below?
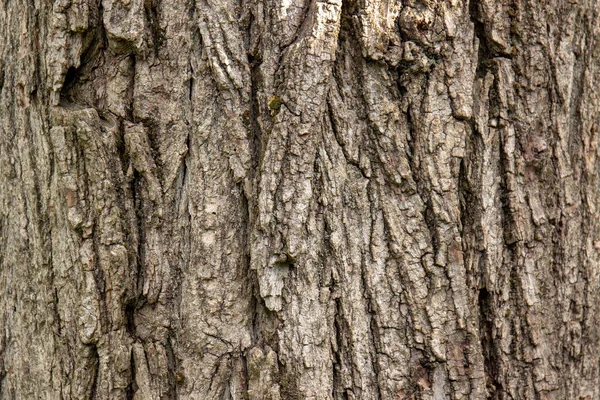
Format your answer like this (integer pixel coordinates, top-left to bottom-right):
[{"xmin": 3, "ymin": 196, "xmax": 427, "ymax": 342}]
[
  {"xmin": 469, "ymin": 0, "xmax": 494, "ymax": 80},
  {"xmin": 165, "ymin": 336, "xmax": 178, "ymax": 399},
  {"xmin": 126, "ymin": 350, "xmax": 136, "ymax": 400},
  {"xmin": 89, "ymin": 344, "xmax": 100, "ymax": 400},
  {"xmin": 358, "ymin": 252, "xmax": 384, "ymax": 400}
]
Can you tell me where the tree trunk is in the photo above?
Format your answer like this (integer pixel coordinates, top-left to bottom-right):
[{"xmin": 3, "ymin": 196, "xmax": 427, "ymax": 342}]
[{"xmin": 1, "ymin": 0, "xmax": 600, "ymax": 398}]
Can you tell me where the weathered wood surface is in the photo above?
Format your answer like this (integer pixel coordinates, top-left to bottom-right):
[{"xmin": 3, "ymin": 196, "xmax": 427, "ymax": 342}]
[{"xmin": 1, "ymin": 0, "xmax": 600, "ymax": 398}]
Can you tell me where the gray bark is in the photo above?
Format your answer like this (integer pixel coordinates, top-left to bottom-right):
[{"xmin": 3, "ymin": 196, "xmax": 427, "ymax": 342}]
[{"xmin": 1, "ymin": 0, "xmax": 600, "ymax": 398}]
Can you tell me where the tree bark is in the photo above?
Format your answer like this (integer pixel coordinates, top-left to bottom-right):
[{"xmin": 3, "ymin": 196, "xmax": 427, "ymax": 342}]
[{"xmin": 1, "ymin": 0, "xmax": 600, "ymax": 398}]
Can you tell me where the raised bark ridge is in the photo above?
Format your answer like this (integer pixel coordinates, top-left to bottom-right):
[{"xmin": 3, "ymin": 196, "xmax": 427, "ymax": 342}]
[{"xmin": 1, "ymin": 0, "xmax": 599, "ymax": 399}]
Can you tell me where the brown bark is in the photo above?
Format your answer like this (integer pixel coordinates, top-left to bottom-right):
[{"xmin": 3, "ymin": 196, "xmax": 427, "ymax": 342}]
[{"xmin": 1, "ymin": 0, "xmax": 600, "ymax": 398}]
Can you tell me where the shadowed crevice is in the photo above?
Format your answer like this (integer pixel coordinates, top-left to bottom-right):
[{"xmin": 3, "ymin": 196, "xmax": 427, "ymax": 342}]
[{"xmin": 477, "ymin": 287, "xmax": 501, "ymax": 397}]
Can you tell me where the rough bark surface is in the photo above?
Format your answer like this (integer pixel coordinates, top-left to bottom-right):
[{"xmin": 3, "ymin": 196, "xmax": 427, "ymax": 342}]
[{"xmin": 1, "ymin": 0, "xmax": 600, "ymax": 398}]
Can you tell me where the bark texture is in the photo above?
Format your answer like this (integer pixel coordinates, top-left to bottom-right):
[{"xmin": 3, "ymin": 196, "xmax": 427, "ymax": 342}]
[{"xmin": 1, "ymin": 0, "xmax": 600, "ymax": 398}]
